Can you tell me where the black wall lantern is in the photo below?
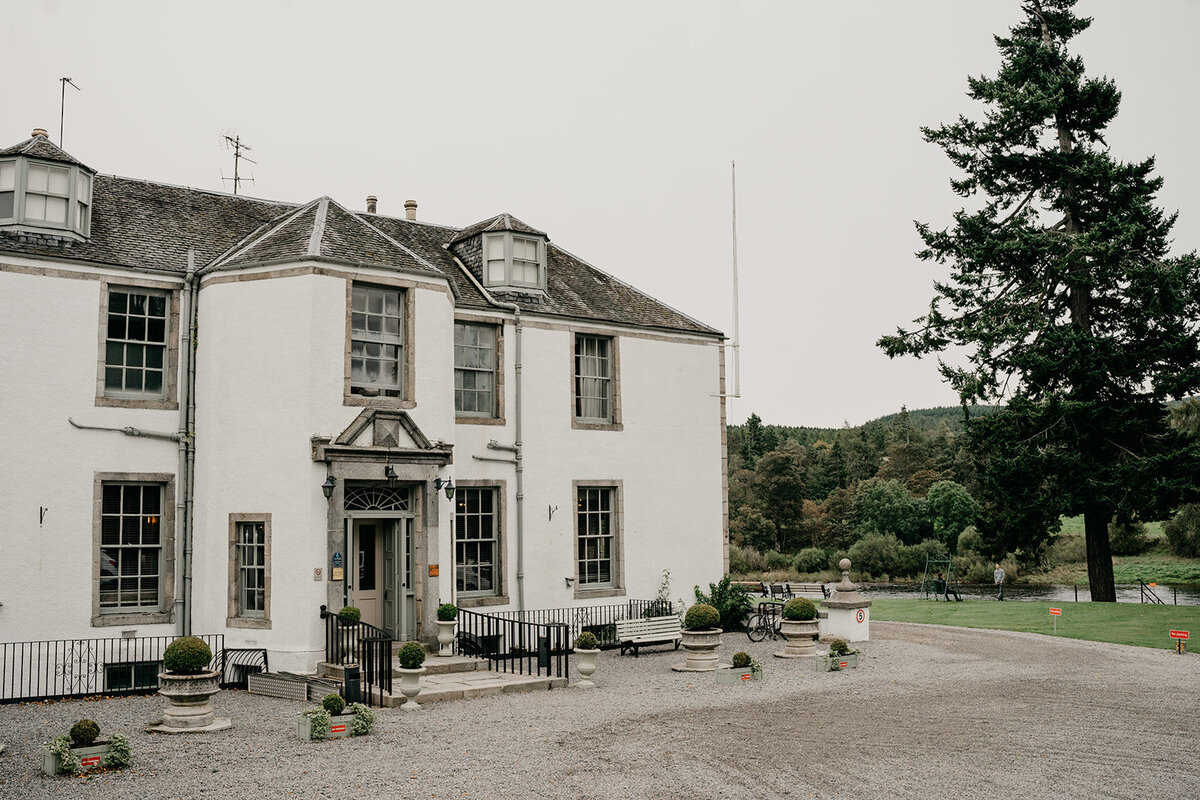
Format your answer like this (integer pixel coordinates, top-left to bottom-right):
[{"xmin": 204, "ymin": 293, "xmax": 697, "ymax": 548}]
[
  {"xmin": 434, "ymin": 477, "xmax": 455, "ymax": 500},
  {"xmin": 321, "ymin": 475, "xmax": 337, "ymax": 500}
]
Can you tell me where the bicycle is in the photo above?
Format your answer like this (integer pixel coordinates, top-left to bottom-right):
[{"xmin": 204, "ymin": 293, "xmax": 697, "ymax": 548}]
[{"xmin": 745, "ymin": 603, "xmax": 782, "ymax": 642}]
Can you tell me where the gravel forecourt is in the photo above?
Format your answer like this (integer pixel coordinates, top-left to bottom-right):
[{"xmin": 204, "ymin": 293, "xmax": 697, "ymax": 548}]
[{"xmin": 1, "ymin": 621, "xmax": 1196, "ymax": 800}]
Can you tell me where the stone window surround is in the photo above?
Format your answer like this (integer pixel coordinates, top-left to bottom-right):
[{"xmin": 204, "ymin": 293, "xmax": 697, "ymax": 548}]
[
  {"xmin": 454, "ymin": 313, "xmax": 506, "ymax": 426},
  {"xmin": 452, "ymin": 479, "xmax": 509, "ymax": 608},
  {"xmin": 94, "ymin": 276, "xmax": 181, "ymax": 410},
  {"xmin": 91, "ymin": 472, "xmax": 176, "ymax": 627},
  {"xmin": 572, "ymin": 479, "xmax": 625, "ymax": 600},
  {"xmin": 343, "ymin": 276, "xmax": 417, "ymax": 410},
  {"xmin": 227, "ymin": 512, "xmax": 272, "ymax": 629},
  {"xmin": 570, "ymin": 331, "xmax": 622, "ymax": 431}
]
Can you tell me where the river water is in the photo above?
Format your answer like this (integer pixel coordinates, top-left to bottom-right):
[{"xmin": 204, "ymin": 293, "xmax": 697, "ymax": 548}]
[{"xmin": 861, "ymin": 582, "xmax": 1200, "ymax": 605}]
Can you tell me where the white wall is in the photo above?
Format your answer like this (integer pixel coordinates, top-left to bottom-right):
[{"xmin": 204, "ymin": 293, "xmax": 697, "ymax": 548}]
[
  {"xmin": 448, "ymin": 321, "xmax": 725, "ymax": 614},
  {"xmin": 0, "ymin": 266, "xmax": 181, "ymax": 643}
]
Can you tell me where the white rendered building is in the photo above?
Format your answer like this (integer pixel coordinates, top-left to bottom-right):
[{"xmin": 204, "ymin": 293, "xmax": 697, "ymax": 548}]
[{"xmin": 0, "ymin": 129, "xmax": 728, "ymax": 674}]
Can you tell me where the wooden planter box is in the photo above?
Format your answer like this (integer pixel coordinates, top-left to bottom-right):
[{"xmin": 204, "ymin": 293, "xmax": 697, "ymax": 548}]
[
  {"xmin": 715, "ymin": 666, "xmax": 763, "ymax": 685},
  {"xmin": 816, "ymin": 652, "xmax": 859, "ymax": 672},
  {"xmin": 42, "ymin": 740, "xmax": 114, "ymax": 776},
  {"xmin": 297, "ymin": 712, "xmax": 357, "ymax": 741}
]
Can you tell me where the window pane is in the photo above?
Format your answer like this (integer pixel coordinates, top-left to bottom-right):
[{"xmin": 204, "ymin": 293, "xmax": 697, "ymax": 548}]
[
  {"xmin": 148, "ymin": 295, "xmax": 166, "ymax": 317},
  {"xmin": 76, "ymin": 170, "xmax": 90, "ymax": 198},
  {"xmin": 0, "ymin": 193, "xmax": 13, "ymax": 218},
  {"xmin": 486, "ymin": 236, "xmax": 505, "ymax": 258},
  {"xmin": 0, "ymin": 162, "xmax": 14, "ymax": 191},
  {"xmin": 25, "ymin": 193, "xmax": 46, "ymax": 219},
  {"xmin": 47, "ymin": 166, "xmax": 70, "ymax": 195},
  {"xmin": 27, "ymin": 164, "xmax": 48, "ymax": 192}
]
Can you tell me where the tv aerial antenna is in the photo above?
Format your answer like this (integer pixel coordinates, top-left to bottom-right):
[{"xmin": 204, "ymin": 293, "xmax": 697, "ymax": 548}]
[
  {"xmin": 220, "ymin": 131, "xmax": 256, "ymax": 195},
  {"xmin": 59, "ymin": 77, "xmax": 81, "ymax": 148}
]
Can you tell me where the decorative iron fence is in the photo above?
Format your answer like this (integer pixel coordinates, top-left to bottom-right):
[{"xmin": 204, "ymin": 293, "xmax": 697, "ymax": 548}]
[
  {"xmin": 0, "ymin": 634, "xmax": 267, "ymax": 704},
  {"xmin": 457, "ymin": 608, "xmax": 572, "ymax": 678},
  {"xmin": 482, "ymin": 600, "xmax": 676, "ymax": 650},
  {"xmin": 319, "ymin": 605, "xmax": 393, "ymax": 707}
]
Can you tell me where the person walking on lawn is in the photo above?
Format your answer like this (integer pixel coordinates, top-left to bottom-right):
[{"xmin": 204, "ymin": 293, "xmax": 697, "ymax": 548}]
[{"xmin": 994, "ymin": 564, "xmax": 1005, "ymax": 601}]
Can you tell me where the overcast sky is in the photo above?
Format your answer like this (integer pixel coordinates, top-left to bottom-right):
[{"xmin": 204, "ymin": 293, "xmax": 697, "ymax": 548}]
[{"xmin": 8, "ymin": 1, "xmax": 1199, "ymax": 428}]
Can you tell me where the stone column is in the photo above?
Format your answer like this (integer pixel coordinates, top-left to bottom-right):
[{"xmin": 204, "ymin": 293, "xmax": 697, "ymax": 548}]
[{"xmin": 820, "ymin": 558, "xmax": 871, "ymax": 643}]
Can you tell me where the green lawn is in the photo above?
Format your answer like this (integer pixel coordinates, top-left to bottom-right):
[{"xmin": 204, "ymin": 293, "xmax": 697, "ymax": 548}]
[{"xmin": 871, "ymin": 598, "xmax": 1199, "ymax": 651}]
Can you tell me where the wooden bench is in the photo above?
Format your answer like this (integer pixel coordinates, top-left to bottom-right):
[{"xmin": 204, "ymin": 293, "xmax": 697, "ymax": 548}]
[
  {"xmin": 614, "ymin": 615, "xmax": 682, "ymax": 657},
  {"xmin": 784, "ymin": 582, "xmax": 831, "ymax": 600}
]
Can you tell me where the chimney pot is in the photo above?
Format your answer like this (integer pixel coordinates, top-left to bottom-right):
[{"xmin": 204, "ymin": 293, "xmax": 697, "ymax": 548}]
[
  {"xmin": 404, "ymin": 200, "xmax": 418, "ymax": 221},
  {"xmin": 366, "ymin": 195, "xmax": 378, "ymax": 214},
  {"xmin": 31, "ymin": 127, "xmax": 49, "ymax": 139}
]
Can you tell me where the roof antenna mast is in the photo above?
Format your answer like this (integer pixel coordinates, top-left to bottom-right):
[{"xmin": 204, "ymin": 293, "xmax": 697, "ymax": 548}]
[
  {"xmin": 58, "ymin": 77, "xmax": 81, "ymax": 148},
  {"xmin": 220, "ymin": 131, "xmax": 257, "ymax": 195},
  {"xmin": 729, "ymin": 159, "xmax": 742, "ymax": 403}
]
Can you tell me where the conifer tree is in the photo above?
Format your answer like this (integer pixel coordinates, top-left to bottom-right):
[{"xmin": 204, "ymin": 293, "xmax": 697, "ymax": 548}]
[{"xmin": 880, "ymin": 0, "xmax": 1200, "ymax": 600}]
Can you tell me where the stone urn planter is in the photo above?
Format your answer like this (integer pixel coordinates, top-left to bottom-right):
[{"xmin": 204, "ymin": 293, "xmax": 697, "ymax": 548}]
[
  {"xmin": 672, "ymin": 603, "xmax": 723, "ymax": 672},
  {"xmin": 396, "ymin": 641, "xmax": 427, "ymax": 710},
  {"xmin": 775, "ymin": 598, "xmax": 819, "ymax": 659},
  {"xmin": 574, "ymin": 631, "xmax": 600, "ymax": 688},
  {"xmin": 147, "ymin": 636, "xmax": 231, "ymax": 733},
  {"xmin": 436, "ymin": 603, "xmax": 458, "ymax": 657}
]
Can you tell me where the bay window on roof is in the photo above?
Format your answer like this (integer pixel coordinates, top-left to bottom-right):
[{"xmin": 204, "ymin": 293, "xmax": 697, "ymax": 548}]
[
  {"xmin": 0, "ymin": 157, "xmax": 93, "ymax": 237},
  {"xmin": 483, "ymin": 232, "xmax": 545, "ymax": 291}
]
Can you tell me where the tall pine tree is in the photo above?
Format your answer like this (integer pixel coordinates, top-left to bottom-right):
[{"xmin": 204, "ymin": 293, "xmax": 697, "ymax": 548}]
[{"xmin": 880, "ymin": 0, "xmax": 1200, "ymax": 600}]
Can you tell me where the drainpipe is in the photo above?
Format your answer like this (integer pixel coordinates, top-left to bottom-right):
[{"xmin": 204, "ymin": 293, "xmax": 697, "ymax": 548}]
[
  {"xmin": 180, "ymin": 250, "xmax": 199, "ymax": 636},
  {"xmin": 445, "ymin": 250, "xmax": 526, "ymax": 612}
]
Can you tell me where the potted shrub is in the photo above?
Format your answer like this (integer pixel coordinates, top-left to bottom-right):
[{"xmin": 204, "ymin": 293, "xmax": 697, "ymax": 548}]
[
  {"xmin": 333, "ymin": 606, "xmax": 363, "ymax": 664},
  {"xmin": 817, "ymin": 638, "xmax": 860, "ymax": 672},
  {"xmin": 716, "ymin": 651, "xmax": 763, "ymax": 684},
  {"xmin": 297, "ymin": 693, "xmax": 377, "ymax": 741},
  {"xmin": 436, "ymin": 603, "xmax": 458, "ymax": 657},
  {"xmin": 147, "ymin": 636, "xmax": 230, "ymax": 733},
  {"xmin": 673, "ymin": 602, "xmax": 722, "ymax": 672},
  {"xmin": 776, "ymin": 598, "xmax": 819, "ymax": 659},
  {"xmin": 396, "ymin": 641, "xmax": 427, "ymax": 710},
  {"xmin": 43, "ymin": 719, "xmax": 132, "ymax": 776},
  {"xmin": 574, "ymin": 631, "xmax": 600, "ymax": 689}
]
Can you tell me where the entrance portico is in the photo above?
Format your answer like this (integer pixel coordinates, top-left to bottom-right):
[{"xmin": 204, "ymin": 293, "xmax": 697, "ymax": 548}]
[{"xmin": 313, "ymin": 410, "xmax": 452, "ymax": 645}]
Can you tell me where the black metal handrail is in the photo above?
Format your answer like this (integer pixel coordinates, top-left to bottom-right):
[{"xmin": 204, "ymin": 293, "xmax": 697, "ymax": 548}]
[
  {"xmin": 1139, "ymin": 579, "xmax": 1166, "ymax": 605},
  {"xmin": 480, "ymin": 600, "xmax": 676, "ymax": 650},
  {"xmin": 0, "ymin": 634, "xmax": 266, "ymax": 704},
  {"xmin": 319, "ymin": 606, "xmax": 394, "ymax": 708},
  {"xmin": 457, "ymin": 609, "xmax": 572, "ymax": 678}
]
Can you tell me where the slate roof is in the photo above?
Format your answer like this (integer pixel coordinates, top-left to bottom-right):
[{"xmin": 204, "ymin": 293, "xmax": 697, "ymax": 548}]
[
  {"xmin": 0, "ymin": 138, "xmax": 720, "ymax": 336},
  {"xmin": 448, "ymin": 212, "xmax": 547, "ymax": 245},
  {"xmin": 0, "ymin": 134, "xmax": 89, "ymax": 169}
]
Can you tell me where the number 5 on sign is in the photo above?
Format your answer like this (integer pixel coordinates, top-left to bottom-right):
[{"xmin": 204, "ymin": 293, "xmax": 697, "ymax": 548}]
[{"xmin": 1049, "ymin": 607, "xmax": 1062, "ymax": 634}]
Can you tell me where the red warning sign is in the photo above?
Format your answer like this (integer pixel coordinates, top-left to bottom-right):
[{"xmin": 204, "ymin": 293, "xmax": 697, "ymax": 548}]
[
  {"xmin": 1049, "ymin": 608, "xmax": 1062, "ymax": 616},
  {"xmin": 838, "ymin": 660, "xmax": 849, "ymax": 668},
  {"xmin": 1169, "ymin": 630, "xmax": 1189, "ymax": 640},
  {"xmin": 330, "ymin": 724, "xmax": 346, "ymax": 734},
  {"xmin": 740, "ymin": 673, "xmax": 751, "ymax": 681},
  {"xmin": 80, "ymin": 756, "xmax": 101, "ymax": 768}
]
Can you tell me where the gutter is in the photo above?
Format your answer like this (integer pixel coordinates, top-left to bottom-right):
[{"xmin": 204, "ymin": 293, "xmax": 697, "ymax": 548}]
[
  {"xmin": 180, "ymin": 250, "xmax": 199, "ymax": 636},
  {"xmin": 445, "ymin": 249, "xmax": 527, "ymax": 612}
]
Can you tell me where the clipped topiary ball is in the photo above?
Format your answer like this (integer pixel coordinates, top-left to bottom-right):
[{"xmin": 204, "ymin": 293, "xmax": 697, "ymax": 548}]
[
  {"xmin": 337, "ymin": 606, "xmax": 362, "ymax": 623},
  {"xmin": 782, "ymin": 598, "xmax": 818, "ymax": 621},
  {"xmin": 437, "ymin": 603, "xmax": 458, "ymax": 622},
  {"xmin": 683, "ymin": 603, "xmax": 720, "ymax": 631},
  {"xmin": 163, "ymin": 636, "xmax": 213, "ymax": 674},
  {"xmin": 69, "ymin": 719, "xmax": 100, "ymax": 747},
  {"xmin": 731, "ymin": 652, "xmax": 752, "ymax": 669},
  {"xmin": 828, "ymin": 638, "xmax": 851, "ymax": 656},
  {"xmin": 322, "ymin": 693, "xmax": 346, "ymax": 715},
  {"xmin": 576, "ymin": 631, "xmax": 599, "ymax": 650},
  {"xmin": 397, "ymin": 641, "xmax": 426, "ymax": 669}
]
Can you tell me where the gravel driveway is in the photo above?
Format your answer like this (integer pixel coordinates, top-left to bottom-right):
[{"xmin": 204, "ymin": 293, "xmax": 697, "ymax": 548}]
[{"xmin": 1, "ymin": 622, "xmax": 1196, "ymax": 799}]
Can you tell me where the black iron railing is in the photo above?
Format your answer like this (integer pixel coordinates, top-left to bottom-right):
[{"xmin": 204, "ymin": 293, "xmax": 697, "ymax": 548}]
[
  {"xmin": 319, "ymin": 605, "xmax": 393, "ymax": 707},
  {"xmin": 0, "ymin": 634, "xmax": 267, "ymax": 704},
  {"xmin": 481, "ymin": 600, "xmax": 676, "ymax": 649},
  {"xmin": 457, "ymin": 609, "xmax": 572, "ymax": 678}
]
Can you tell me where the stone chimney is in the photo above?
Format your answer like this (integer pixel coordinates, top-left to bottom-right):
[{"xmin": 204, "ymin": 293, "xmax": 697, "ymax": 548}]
[
  {"xmin": 404, "ymin": 200, "xmax": 417, "ymax": 221},
  {"xmin": 31, "ymin": 127, "xmax": 49, "ymax": 139},
  {"xmin": 366, "ymin": 195, "xmax": 378, "ymax": 214}
]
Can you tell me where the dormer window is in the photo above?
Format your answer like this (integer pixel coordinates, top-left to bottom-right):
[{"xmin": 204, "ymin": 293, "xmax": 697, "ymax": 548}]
[
  {"xmin": 483, "ymin": 232, "xmax": 545, "ymax": 290},
  {"xmin": 0, "ymin": 157, "xmax": 93, "ymax": 237}
]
